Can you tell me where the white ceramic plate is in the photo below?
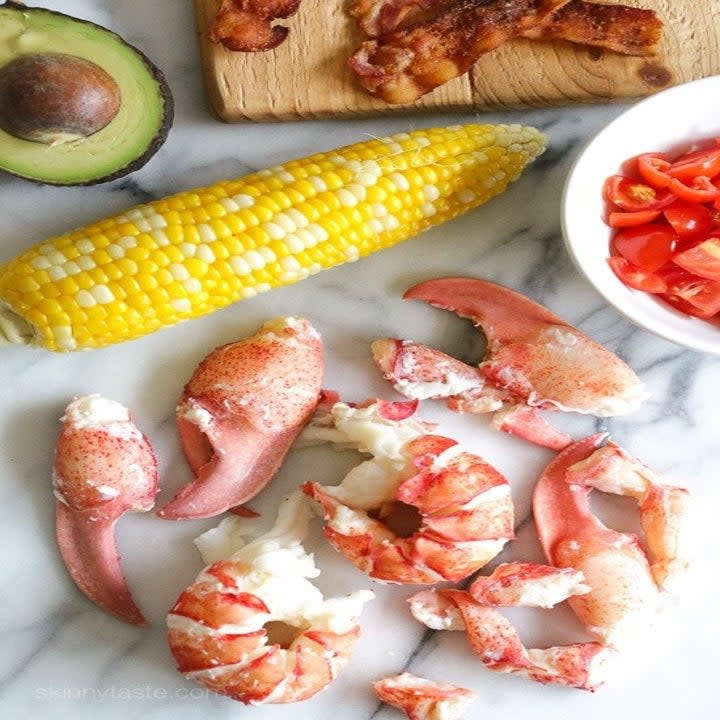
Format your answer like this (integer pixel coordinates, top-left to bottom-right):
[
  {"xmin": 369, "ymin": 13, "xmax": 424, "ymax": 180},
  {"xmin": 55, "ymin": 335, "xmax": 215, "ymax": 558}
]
[{"xmin": 562, "ymin": 76, "xmax": 720, "ymax": 355}]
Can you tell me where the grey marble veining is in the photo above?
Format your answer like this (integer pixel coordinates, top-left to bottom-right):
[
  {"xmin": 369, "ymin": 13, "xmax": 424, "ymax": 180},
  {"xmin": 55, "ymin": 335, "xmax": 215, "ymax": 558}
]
[{"xmin": 2, "ymin": 2, "xmax": 719, "ymax": 719}]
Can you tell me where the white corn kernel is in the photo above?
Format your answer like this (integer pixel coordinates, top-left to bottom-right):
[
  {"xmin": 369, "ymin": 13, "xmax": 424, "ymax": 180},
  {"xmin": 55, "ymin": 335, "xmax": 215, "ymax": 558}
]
[
  {"xmin": 196, "ymin": 245, "xmax": 216, "ymax": 264},
  {"xmin": 31, "ymin": 256, "xmax": 51, "ymax": 270},
  {"xmin": 308, "ymin": 177, "xmax": 328, "ymax": 192},
  {"xmin": 76, "ymin": 256, "xmax": 96, "ymax": 271},
  {"xmin": 170, "ymin": 264, "xmax": 190, "ymax": 281},
  {"xmin": 118, "ymin": 236, "xmax": 138, "ymax": 249},
  {"xmin": 231, "ymin": 193, "xmax": 256, "ymax": 208},
  {"xmin": 198, "ymin": 223, "xmax": 216, "ymax": 242},
  {"xmin": 230, "ymin": 256, "xmax": 251, "ymax": 275},
  {"xmin": 307, "ymin": 223, "xmax": 329, "ymax": 243},
  {"xmin": 244, "ymin": 250, "xmax": 266, "ymax": 271},
  {"xmin": 263, "ymin": 222, "xmax": 286, "ymax": 240},
  {"xmin": 171, "ymin": 298, "xmax": 192, "ymax": 312},
  {"xmin": 220, "ymin": 197, "xmax": 240, "ymax": 212},
  {"xmin": 389, "ymin": 173, "xmax": 411, "ymax": 191},
  {"xmin": 183, "ymin": 278, "xmax": 202, "ymax": 294},
  {"xmin": 75, "ymin": 239, "xmax": 95, "ymax": 254},
  {"xmin": 75, "ymin": 290, "xmax": 96, "ymax": 308},
  {"xmin": 90, "ymin": 284, "xmax": 114, "ymax": 304}
]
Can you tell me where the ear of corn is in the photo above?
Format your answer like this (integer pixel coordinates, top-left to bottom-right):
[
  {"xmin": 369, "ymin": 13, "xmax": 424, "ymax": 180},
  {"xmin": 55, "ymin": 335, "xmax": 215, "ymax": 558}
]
[{"xmin": 0, "ymin": 124, "xmax": 545, "ymax": 351}]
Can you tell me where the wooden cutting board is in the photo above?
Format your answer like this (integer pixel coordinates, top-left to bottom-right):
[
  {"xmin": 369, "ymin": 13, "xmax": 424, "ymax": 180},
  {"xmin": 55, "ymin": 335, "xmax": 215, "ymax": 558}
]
[{"xmin": 193, "ymin": 0, "xmax": 720, "ymax": 122}]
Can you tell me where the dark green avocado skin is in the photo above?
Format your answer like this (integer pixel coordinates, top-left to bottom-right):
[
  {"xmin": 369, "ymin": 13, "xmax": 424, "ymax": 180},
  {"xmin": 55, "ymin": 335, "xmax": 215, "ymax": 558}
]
[{"xmin": 0, "ymin": 1, "xmax": 174, "ymax": 185}]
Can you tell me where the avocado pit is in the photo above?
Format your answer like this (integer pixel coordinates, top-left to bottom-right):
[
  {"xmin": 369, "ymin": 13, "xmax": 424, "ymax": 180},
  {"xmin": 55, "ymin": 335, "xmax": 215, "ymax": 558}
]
[{"xmin": 0, "ymin": 52, "xmax": 121, "ymax": 145}]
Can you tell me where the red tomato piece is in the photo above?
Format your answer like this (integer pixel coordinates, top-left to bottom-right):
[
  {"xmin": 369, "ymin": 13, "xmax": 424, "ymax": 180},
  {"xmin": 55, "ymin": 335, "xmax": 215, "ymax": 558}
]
[
  {"xmin": 607, "ymin": 257, "xmax": 667, "ymax": 293},
  {"xmin": 611, "ymin": 223, "xmax": 678, "ymax": 272},
  {"xmin": 636, "ymin": 154, "xmax": 673, "ymax": 188},
  {"xmin": 666, "ymin": 147, "xmax": 720, "ymax": 181},
  {"xmin": 663, "ymin": 200, "xmax": 715, "ymax": 237},
  {"xmin": 608, "ymin": 210, "xmax": 662, "ymax": 228},
  {"xmin": 603, "ymin": 175, "xmax": 675, "ymax": 211},
  {"xmin": 672, "ymin": 238, "xmax": 720, "ymax": 281},
  {"xmin": 668, "ymin": 176, "xmax": 720, "ymax": 203},
  {"xmin": 661, "ymin": 295, "xmax": 719, "ymax": 318},
  {"xmin": 658, "ymin": 265, "xmax": 720, "ymax": 317}
]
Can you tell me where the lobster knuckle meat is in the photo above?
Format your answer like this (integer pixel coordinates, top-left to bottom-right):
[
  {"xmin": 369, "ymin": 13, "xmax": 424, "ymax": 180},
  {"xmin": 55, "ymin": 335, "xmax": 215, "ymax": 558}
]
[
  {"xmin": 300, "ymin": 398, "xmax": 514, "ymax": 584},
  {"xmin": 409, "ymin": 562, "xmax": 609, "ymax": 691},
  {"xmin": 53, "ymin": 394, "xmax": 158, "ymax": 625},
  {"xmin": 157, "ymin": 316, "xmax": 323, "ymax": 520},
  {"xmin": 374, "ymin": 277, "xmax": 648, "ymax": 449},
  {"xmin": 374, "ymin": 672, "xmax": 476, "ymax": 720},
  {"xmin": 533, "ymin": 434, "xmax": 691, "ymax": 650},
  {"xmin": 167, "ymin": 493, "xmax": 373, "ymax": 704}
]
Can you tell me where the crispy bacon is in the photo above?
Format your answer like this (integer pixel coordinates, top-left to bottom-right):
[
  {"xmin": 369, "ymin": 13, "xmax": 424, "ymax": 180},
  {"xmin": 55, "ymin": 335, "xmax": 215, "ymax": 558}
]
[
  {"xmin": 351, "ymin": 0, "xmax": 662, "ymax": 55},
  {"xmin": 523, "ymin": 1, "xmax": 663, "ymax": 56},
  {"xmin": 209, "ymin": 0, "xmax": 301, "ymax": 52},
  {"xmin": 349, "ymin": 0, "xmax": 440, "ymax": 37},
  {"xmin": 349, "ymin": 0, "xmax": 571, "ymax": 104}
]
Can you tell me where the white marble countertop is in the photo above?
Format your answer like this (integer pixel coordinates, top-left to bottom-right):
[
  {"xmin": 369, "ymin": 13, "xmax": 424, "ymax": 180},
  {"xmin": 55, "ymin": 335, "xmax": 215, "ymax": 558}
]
[{"xmin": 1, "ymin": 2, "xmax": 719, "ymax": 719}]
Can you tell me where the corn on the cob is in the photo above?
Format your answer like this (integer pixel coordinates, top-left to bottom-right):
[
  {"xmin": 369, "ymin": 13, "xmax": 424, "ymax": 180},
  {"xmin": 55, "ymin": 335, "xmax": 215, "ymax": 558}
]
[{"xmin": 0, "ymin": 124, "xmax": 545, "ymax": 351}]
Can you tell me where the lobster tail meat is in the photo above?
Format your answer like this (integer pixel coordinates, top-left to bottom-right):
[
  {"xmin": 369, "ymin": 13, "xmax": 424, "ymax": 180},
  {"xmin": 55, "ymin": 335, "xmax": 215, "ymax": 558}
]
[
  {"xmin": 301, "ymin": 398, "xmax": 514, "ymax": 584},
  {"xmin": 167, "ymin": 493, "xmax": 374, "ymax": 704}
]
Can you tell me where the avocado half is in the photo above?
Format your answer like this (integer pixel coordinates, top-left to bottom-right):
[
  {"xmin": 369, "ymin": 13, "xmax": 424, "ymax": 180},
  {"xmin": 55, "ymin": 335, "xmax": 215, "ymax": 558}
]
[{"xmin": 0, "ymin": 1, "xmax": 173, "ymax": 185}]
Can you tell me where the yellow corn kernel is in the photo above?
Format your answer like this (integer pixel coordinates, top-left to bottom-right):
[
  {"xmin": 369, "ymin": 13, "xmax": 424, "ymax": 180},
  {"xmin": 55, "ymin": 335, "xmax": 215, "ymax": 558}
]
[{"xmin": 0, "ymin": 124, "xmax": 545, "ymax": 351}]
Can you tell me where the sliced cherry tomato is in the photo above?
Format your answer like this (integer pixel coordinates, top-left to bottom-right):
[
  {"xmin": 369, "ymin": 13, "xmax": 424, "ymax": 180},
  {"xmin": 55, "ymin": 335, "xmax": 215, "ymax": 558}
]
[
  {"xmin": 636, "ymin": 153, "xmax": 673, "ymax": 188},
  {"xmin": 666, "ymin": 147, "xmax": 720, "ymax": 181},
  {"xmin": 668, "ymin": 175, "xmax": 720, "ymax": 203},
  {"xmin": 607, "ymin": 210, "xmax": 662, "ymax": 228},
  {"xmin": 661, "ymin": 295, "xmax": 720, "ymax": 318},
  {"xmin": 607, "ymin": 257, "xmax": 667, "ymax": 293},
  {"xmin": 672, "ymin": 238, "xmax": 720, "ymax": 281},
  {"xmin": 603, "ymin": 175, "xmax": 675, "ymax": 211},
  {"xmin": 603, "ymin": 140, "xmax": 720, "ymax": 323},
  {"xmin": 657, "ymin": 265, "xmax": 720, "ymax": 317},
  {"xmin": 611, "ymin": 223, "xmax": 677, "ymax": 272},
  {"xmin": 663, "ymin": 200, "xmax": 715, "ymax": 237}
]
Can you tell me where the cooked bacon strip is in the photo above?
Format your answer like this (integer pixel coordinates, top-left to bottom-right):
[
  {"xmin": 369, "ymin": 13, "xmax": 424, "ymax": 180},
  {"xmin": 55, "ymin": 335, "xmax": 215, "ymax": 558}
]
[
  {"xmin": 209, "ymin": 0, "xmax": 301, "ymax": 52},
  {"xmin": 349, "ymin": 0, "xmax": 572, "ymax": 104},
  {"xmin": 351, "ymin": 0, "xmax": 661, "ymax": 56},
  {"xmin": 523, "ymin": 1, "xmax": 662, "ymax": 56},
  {"xmin": 350, "ymin": 0, "xmax": 440, "ymax": 37}
]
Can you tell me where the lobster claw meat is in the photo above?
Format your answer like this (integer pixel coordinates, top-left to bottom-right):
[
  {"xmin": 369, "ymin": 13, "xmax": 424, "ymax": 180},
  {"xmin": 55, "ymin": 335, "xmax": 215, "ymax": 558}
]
[
  {"xmin": 157, "ymin": 317, "xmax": 323, "ymax": 520},
  {"xmin": 373, "ymin": 277, "xmax": 648, "ymax": 450},
  {"xmin": 53, "ymin": 395, "xmax": 158, "ymax": 625},
  {"xmin": 533, "ymin": 434, "xmax": 691, "ymax": 649}
]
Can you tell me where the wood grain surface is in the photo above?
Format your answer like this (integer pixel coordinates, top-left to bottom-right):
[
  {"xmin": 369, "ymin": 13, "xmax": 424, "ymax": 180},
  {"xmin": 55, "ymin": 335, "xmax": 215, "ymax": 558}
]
[{"xmin": 193, "ymin": 0, "xmax": 720, "ymax": 122}]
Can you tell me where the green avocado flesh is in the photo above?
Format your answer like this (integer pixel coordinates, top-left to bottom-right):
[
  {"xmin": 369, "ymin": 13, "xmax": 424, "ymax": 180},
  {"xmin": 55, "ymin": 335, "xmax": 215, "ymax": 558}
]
[{"xmin": 0, "ymin": 2, "xmax": 173, "ymax": 185}]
